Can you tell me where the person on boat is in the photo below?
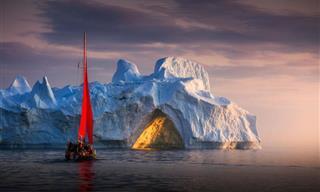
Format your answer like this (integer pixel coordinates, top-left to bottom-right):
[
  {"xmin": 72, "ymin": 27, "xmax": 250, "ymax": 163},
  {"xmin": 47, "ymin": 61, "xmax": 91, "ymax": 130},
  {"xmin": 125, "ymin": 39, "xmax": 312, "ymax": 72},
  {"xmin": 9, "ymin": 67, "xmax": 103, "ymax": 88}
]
[
  {"xmin": 65, "ymin": 141, "xmax": 76, "ymax": 160},
  {"xmin": 65, "ymin": 141, "xmax": 71, "ymax": 160}
]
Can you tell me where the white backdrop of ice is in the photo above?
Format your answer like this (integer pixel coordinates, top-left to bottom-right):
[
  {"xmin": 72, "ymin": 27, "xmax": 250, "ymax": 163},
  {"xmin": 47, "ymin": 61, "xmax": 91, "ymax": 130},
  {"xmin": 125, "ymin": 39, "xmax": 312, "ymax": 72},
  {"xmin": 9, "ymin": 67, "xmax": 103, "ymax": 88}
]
[{"xmin": 0, "ymin": 57, "xmax": 260, "ymax": 149}]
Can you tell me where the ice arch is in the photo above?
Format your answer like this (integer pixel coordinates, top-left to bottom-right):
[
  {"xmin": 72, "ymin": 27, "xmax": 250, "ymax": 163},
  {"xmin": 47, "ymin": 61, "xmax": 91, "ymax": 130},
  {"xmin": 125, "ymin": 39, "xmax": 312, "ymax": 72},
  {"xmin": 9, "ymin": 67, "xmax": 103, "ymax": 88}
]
[{"xmin": 131, "ymin": 109, "xmax": 184, "ymax": 150}]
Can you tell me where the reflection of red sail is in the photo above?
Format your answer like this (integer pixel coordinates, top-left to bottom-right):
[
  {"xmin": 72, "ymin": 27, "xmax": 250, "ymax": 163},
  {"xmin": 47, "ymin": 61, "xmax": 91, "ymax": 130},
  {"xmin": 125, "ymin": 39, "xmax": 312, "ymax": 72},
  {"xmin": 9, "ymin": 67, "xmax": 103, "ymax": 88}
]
[
  {"xmin": 78, "ymin": 32, "xmax": 94, "ymax": 144},
  {"xmin": 79, "ymin": 161, "xmax": 94, "ymax": 192}
]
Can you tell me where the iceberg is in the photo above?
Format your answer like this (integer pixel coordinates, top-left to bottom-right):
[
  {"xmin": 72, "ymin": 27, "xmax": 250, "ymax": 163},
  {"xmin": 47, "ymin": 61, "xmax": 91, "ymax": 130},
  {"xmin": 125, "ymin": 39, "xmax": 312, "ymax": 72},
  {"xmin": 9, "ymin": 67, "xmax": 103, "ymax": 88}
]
[
  {"xmin": 7, "ymin": 75, "xmax": 31, "ymax": 95},
  {"xmin": 112, "ymin": 59, "xmax": 142, "ymax": 83},
  {"xmin": 29, "ymin": 76, "xmax": 57, "ymax": 109},
  {"xmin": 0, "ymin": 57, "xmax": 261, "ymax": 149}
]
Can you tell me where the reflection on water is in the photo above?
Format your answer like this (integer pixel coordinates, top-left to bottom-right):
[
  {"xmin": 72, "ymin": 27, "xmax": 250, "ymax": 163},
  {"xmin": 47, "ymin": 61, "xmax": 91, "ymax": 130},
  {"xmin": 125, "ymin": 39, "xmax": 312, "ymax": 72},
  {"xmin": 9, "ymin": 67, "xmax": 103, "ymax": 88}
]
[
  {"xmin": 0, "ymin": 148, "xmax": 318, "ymax": 191},
  {"xmin": 79, "ymin": 161, "xmax": 94, "ymax": 192}
]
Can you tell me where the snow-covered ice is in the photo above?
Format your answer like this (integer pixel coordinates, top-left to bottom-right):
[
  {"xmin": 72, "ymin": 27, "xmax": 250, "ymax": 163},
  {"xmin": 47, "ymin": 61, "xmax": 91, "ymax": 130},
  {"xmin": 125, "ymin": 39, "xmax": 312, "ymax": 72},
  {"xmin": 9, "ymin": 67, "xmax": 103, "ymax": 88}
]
[{"xmin": 0, "ymin": 57, "xmax": 261, "ymax": 149}]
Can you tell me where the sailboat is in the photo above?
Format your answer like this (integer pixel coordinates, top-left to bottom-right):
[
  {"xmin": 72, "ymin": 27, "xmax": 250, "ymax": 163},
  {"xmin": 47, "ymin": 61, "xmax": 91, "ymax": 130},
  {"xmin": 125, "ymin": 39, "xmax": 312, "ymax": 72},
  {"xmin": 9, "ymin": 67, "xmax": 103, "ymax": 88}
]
[{"xmin": 65, "ymin": 32, "xmax": 96, "ymax": 160}]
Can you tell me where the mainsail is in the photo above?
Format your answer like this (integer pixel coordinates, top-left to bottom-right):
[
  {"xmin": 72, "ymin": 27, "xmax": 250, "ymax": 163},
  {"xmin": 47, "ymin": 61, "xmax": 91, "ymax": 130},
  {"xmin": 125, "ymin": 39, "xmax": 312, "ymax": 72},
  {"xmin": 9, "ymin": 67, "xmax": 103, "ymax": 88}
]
[{"xmin": 78, "ymin": 32, "xmax": 94, "ymax": 144}]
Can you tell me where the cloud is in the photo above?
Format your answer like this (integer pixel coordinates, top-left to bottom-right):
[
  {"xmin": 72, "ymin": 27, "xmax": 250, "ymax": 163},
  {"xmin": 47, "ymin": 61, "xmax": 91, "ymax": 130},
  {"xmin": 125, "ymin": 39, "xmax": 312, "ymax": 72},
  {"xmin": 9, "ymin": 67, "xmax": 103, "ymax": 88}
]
[
  {"xmin": 237, "ymin": 0, "xmax": 320, "ymax": 16},
  {"xmin": 38, "ymin": 1, "xmax": 183, "ymax": 46},
  {"xmin": 169, "ymin": 0, "xmax": 319, "ymax": 51},
  {"xmin": 37, "ymin": 0, "xmax": 319, "ymax": 53},
  {"xmin": 0, "ymin": 0, "xmax": 50, "ymax": 43}
]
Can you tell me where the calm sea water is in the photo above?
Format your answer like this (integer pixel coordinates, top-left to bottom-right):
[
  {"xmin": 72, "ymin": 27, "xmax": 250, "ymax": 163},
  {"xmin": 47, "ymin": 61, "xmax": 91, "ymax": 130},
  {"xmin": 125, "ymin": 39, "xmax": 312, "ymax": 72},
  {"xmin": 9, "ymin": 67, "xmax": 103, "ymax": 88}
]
[{"xmin": 0, "ymin": 148, "xmax": 319, "ymax": 192}]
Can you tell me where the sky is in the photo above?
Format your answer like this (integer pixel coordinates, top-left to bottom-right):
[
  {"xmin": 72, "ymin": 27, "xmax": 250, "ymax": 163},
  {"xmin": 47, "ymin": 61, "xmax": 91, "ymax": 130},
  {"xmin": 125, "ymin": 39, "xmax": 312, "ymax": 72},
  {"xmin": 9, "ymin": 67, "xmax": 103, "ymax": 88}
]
[{"xmin": 0, "ymin": 0, "xmax": 319, "ymax": 152}]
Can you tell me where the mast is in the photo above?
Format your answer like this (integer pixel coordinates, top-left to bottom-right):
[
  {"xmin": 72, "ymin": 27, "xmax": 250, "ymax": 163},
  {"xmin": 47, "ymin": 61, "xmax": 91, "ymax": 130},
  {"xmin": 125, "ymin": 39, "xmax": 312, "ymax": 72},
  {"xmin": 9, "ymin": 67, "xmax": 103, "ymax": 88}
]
[
  {"xmin": 78, "ymin": 32, "xmax": 94, "ymax": 144},
  {"xmin": 83, "ymin": 32, "xmax": 88, "ymax": 77}
]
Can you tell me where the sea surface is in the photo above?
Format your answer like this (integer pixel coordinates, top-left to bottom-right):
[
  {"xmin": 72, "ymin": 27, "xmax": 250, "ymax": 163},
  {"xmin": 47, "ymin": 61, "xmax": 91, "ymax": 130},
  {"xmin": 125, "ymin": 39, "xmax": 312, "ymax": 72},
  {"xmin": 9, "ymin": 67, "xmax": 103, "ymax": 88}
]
[{"xmin": 0, "ymin": 148, "xmax": 319, "ymax": 192}]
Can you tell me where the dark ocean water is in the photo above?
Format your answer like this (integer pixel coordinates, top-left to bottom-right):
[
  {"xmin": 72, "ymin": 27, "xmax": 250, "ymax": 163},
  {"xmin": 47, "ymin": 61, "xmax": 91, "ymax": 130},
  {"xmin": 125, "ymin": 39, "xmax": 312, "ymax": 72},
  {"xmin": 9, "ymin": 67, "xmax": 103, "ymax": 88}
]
[{"xmin": 0, "ymin": 148, "xmax": 319, "ymax": 192}]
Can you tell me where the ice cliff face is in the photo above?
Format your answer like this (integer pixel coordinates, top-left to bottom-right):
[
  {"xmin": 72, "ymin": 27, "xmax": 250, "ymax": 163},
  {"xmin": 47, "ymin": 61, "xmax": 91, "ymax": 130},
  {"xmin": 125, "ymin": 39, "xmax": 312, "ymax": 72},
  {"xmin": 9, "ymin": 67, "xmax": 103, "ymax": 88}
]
[{"xmin": 0, "ymin": 57, "xmax": 261, "ymax": 149}]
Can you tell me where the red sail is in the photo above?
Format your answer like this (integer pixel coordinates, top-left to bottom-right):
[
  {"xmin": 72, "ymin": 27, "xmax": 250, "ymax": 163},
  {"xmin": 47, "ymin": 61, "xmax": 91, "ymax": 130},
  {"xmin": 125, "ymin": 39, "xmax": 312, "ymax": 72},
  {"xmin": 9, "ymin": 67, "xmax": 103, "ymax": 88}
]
[{"xmin": 78, "ymin": 32, "xmax": 94, "ymax": 144}]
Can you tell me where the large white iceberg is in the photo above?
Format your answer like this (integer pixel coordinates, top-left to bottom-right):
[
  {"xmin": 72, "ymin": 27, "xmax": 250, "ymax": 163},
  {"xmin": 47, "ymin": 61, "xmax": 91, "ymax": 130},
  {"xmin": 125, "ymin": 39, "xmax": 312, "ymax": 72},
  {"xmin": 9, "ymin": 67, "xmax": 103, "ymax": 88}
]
[{"xmin": 0, "ymin": 57, "xmax": 261, "ymax": 149}]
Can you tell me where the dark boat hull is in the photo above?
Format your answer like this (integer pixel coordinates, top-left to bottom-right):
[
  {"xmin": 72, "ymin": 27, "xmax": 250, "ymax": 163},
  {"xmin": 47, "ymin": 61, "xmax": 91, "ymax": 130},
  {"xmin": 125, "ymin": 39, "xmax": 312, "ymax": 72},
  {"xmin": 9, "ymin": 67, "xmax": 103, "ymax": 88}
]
[{"xmin": 65, "ymin": 142, "xmax": 96, "ymax": 161}]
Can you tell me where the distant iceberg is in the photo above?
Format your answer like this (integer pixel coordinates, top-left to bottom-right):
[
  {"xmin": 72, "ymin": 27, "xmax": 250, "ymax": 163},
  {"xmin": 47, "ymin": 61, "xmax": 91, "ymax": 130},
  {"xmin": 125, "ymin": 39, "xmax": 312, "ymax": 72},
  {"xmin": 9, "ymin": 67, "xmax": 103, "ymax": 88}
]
[{"xmin": 0, "ymin": 57, "xmax": 261, "ymax": 149}]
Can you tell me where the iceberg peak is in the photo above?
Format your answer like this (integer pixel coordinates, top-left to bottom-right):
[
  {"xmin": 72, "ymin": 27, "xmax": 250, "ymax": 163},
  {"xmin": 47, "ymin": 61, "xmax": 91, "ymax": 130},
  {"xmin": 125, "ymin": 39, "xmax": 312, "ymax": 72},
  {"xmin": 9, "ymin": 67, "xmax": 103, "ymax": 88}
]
[
  {"xmin": 112, "ymin": 59, "xmax": 141, "ymax": 83},
  {"xmin": 8, "ymin": 75, "xmax": 31, "ymax": 94},
  {"xmin": 30, "ymin": 76, "xmax": 57, "ymax": 108},
  {"xmin": 42, "ymin": 76, "xmax": 50, "ymax": 87},
  {"xmin": 154, "ymin": 56, "xmax": 211, "ymax": 91}
]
